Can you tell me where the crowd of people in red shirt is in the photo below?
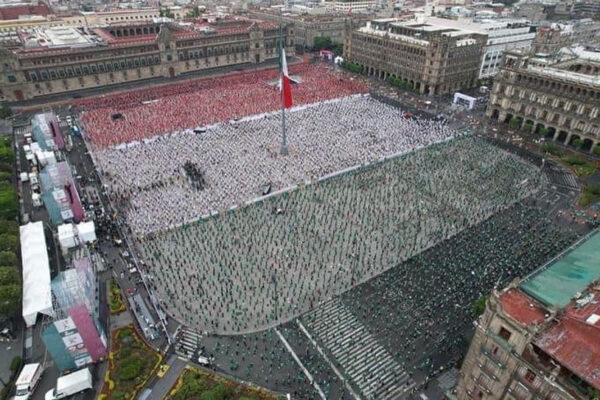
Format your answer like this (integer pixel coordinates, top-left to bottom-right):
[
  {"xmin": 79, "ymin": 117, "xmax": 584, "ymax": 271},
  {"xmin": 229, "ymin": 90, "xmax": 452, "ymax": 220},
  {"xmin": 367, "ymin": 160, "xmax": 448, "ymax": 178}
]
[{"xmin": 76, "ymin": 64, "xmax": 368, "ymax": 148}]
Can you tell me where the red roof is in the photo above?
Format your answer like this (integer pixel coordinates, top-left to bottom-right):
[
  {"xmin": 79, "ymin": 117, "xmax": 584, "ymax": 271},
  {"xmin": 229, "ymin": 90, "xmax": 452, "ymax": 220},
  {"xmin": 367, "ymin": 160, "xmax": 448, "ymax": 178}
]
[
  {"xmin": 499, "ymin": 288, "xmax": 548, "ymax": 326},
  {"xmin": 535, "ymin": 289, "xmax": 600, "ymax": 390},
  {"xmin": 0, "ymin": 4, "xmax": 51, "ymax": 20}
]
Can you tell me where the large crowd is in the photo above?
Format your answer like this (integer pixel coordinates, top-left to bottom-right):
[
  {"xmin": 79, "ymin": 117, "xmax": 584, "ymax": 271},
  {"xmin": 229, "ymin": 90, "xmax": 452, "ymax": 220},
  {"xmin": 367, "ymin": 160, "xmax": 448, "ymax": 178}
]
[
  {"xmin": 139, "ymin": 136, "xmax": 542, "ymax": 334},
  {"xmin": 78, "ymin": 64, "xmax": 367, "ymax": 148},
  {"xmin": 93, "ymin": 95, "xmax": 457, "ymax": 235}
]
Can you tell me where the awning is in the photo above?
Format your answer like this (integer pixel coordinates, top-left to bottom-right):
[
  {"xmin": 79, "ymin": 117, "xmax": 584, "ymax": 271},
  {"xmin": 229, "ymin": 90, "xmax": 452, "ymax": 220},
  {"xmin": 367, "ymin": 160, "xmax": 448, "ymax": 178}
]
[{"xmin": 20, "ymin": 222, "xmax": 54, "ymax": 327}]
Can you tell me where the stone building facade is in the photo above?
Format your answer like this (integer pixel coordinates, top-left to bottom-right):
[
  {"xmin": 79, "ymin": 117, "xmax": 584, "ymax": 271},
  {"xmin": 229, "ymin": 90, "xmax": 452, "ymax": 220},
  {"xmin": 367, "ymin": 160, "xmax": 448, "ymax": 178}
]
[
  {"xmin": 454, "ymin": 232, "xmax": 600, "ymax": 400},
  {"xmin": 0, "ymin": 18, "xmax": 294, "ymax": 102},
  {"xmin": 486, "ymin": 48, "xmax": 600, "ymax": 152},
  {"xmin": 248, "ymin": 9, "xmax": 371, "ymax": 50},
  {"xmin": 344, "ymin": 18, "xmax": 487, "ymax": 95},
  {"xmin": 455, "ymin": 283, "xmax": 599, "ymax": 400},
  {"xmin": 531, "ymin": 20, "xmax": 600, "ymax": 55}
]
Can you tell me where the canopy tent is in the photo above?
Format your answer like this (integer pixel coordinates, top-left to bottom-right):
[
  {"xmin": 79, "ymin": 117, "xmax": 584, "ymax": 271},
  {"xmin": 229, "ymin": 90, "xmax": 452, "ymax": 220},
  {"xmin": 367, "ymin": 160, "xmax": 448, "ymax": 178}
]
[
  {"xmin": 20, "ymin": 222, "xmax": 54, "ymax": 327},
  {"xmin": 77, "ymin": 221, "xmax": 96, "ymax": 243},
  {"xmin": 58, "ymin": 223, "xmax": 76, "ymax": 250}
]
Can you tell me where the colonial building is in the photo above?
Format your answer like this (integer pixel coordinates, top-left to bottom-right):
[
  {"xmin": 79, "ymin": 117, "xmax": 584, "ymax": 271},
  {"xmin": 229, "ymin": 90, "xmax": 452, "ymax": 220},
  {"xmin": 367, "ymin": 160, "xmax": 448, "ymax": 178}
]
[
  {"xmin": 454, "ymin": 231, "xmax": 600, "ymax": 400},
  {"xmin": 249, "ymin": 8, "xmax": 372, "ymax": 50},
  {"xmin": 487, "ymin": 47, "xmax": 600, "ymax": 152},
  {"xmin": 0, "ymin": 17, "xmax": 294, "ymax": 102},
  {"xmin": 0, "ymin": 6, "xmax": 189, "ymax": 43},
  {"xmin": 344, "ymin": 18, "xmax": 487, "ymax": 95},
  {"xmin": 531, "ymin": 20, "xmax": 600, "ymax": 55},
  {"xmin": 331, "ymin": 0, "xmax": 378, "ymax": 12}
]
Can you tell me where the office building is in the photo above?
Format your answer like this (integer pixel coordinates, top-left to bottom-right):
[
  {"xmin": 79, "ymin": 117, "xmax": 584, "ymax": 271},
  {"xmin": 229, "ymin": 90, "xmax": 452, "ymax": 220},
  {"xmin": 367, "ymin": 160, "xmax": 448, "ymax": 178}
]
[{"xmin": 344, "ymin": 18, "xmax": 487, "ymax": 95}]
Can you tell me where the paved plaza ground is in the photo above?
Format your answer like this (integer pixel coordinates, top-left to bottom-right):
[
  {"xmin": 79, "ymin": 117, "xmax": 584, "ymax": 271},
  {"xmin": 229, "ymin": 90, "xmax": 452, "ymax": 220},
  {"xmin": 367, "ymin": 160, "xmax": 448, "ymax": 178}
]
[
  {"xmin": 76, "ymin": 65, "xmax": 598, "ymax": 399},
  {"xmin": 139, "ymin": 135, "xmax": 541, "ymax": 334}
]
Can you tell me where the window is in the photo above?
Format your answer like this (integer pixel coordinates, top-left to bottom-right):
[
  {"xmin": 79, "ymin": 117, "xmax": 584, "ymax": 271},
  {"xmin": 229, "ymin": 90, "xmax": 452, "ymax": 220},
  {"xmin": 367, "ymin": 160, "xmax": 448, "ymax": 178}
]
[
  {"xmin": 525, "ymin": 369, "xmax": 536, "ymax": 383},
  {"xmin": 499, "ymin": 327, "xmax": 512, "ymax": 341},
  {"xmin": 7, "ymin": 74, "xmax": 16, "ymax": 82}
]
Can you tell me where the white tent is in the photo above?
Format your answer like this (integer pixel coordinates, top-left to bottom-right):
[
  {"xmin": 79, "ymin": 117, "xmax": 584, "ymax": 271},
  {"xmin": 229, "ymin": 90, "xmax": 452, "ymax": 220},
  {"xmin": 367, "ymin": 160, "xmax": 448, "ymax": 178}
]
[
  {"xmin": 77, "ymin": 221, "xmax": 96, "ymax": 243},
  {"xmin": 58, "ymin": 223, "xmax": 76, "ymax": 250},
  {"xmin": 20, "ymin": 222, "xmax": 54, "ymax": 327}
]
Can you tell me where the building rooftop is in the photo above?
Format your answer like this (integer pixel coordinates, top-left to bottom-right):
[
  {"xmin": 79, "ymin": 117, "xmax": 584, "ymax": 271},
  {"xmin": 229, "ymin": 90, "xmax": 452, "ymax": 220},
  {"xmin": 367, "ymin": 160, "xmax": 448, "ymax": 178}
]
[
  {"xmin": 499, "ymin": 288, "xmax": 548, "ymax": 326},
  {"xmin": 0, "ymin": 3, "xmax": 51, "ymax": 21},
  {"xmin": 11, "ymin": 17, "xmax": 280, "ymax": 56},
  {"xmin": 535, "ymin": 288, "xmax": 600, "ymax": 390},
  {"xmin": 420, "ymin": 16, "xmax": 531, "ymax": 35},
  {"xmin": 521, "ymin": 231, "xmax": 600, "ymax": 308},
  {"xmin": 16, "ymin": 26, "xmax": 101, "ymax": 54}
]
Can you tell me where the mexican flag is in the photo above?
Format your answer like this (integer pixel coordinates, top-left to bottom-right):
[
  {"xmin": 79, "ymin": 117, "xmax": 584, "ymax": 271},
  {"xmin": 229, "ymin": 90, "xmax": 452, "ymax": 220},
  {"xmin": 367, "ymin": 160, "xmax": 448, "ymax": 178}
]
[{"xmin": 280, "ymin": 48, "xmax": 293, "ymax": 108}]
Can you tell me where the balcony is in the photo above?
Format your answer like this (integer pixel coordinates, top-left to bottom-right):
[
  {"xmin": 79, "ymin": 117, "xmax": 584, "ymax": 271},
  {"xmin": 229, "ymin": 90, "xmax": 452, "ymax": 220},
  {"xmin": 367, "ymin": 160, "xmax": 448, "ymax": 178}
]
[
  {"xmin": 487, "ymin": 329, "xmax": 515, "ymax": 352},
  {"xmin": 480, "ymin": 347, "xmax": 507, "ymax": 370}
]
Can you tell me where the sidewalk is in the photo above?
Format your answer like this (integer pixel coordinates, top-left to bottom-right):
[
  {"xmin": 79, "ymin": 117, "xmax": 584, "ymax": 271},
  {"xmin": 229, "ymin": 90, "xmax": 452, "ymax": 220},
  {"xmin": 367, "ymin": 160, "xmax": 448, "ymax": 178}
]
[{"xmin": 0, "ymin": 322, "xmax": 23, "ymax": 392}]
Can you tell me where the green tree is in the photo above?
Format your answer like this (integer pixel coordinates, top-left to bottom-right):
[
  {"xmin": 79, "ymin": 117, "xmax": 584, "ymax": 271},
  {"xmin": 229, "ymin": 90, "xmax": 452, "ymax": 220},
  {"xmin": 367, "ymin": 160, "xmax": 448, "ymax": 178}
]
[
  {"xmin": 0, "ymin": 185, "xmax": 18, "ymax": 220},
  {"xmin": 0, "ymin": 162, "xmax": 12, "ymax": 173},
  {"xmin": 0, "ymin": 267, "xmax": 19, "ymax": 286},
  {"xmin": 0, "ymin": 105, "xmax": 11, "ymax": 120},
  {"xmin": 159, "ymin": 6, "xmax": 174, "ymax": 18},
  {"xmin": 572, "ymin": 138, "xmax": 584, "ymax": 149},
  {"xmin": 508, "ymin": 117, "xmax": 520, "ymax": 128},
  {"xmin": 0, "ymin": 251, "xmax": 17, "ymax": 266},
  {"xmin": 522, "ymin": 122, "xmax": 533, "ymax": 132},
  {"xmin": 472, "ymin": 294, "xmax": 489, "ymax": 318},
  {"xmin": 0, "ymin": 284, "xmax": 21, "ymax": 317},
  {"xmin": 538, "ymin": 127, "xmax": 549, "ymax": 136},
  {"xmin": 0, "ymin": 233, "xmax": 18, "ymax": 252},
  {"xmin": 541, "ymin": 142, "xmax": 562, "ymax": 157},
  {"xmin": 313, "ymin": 36, "xmax": 333, "ymax": 51},
  {"xmin": 340, "ymin": 61, "xmax": 363, "ymax": 74},
  {"xmin": 0, "ymin": 220, "xmax": 18, "ymax": 235},
  {"xmin": 593, "ymin": 145, "xmax": 600, "ymax": 156},
  {"xmin": 0, "ymin": 147, "xmax": 15, "ymax": 164},
  {"xmin": 185, "ymin": 5, "xmax": 201, "ymax": 18}
]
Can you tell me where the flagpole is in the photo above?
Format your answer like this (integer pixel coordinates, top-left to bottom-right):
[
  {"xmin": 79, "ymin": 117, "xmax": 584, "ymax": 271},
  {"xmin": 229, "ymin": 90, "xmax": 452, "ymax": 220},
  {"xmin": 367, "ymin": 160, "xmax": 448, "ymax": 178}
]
[{"xmin": 279, "ymin": 24, "xmax": 288, "ymax": 156}]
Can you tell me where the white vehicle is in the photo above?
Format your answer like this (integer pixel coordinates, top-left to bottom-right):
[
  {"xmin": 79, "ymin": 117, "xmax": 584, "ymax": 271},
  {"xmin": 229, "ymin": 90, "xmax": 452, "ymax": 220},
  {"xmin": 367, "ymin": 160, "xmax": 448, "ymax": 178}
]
[
  {"xmin": 65, "ymin": 116, "xmax": 72, "ymax": 126},
  {"xmin": 45, "ymin": 368, "xmax": 93, "ymax": 400},
  {"xmin": 197, "ymin": 355, "xmax": 211, "ymax": 366},
  {"xmin": 15, "ymin": 363, "xmax": 43, "ymax": 400}
]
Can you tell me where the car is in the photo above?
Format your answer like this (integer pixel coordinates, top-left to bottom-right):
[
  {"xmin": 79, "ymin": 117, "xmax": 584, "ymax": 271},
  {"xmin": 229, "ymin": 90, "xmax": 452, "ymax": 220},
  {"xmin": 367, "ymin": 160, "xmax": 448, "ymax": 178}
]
[{"xmin": 156, "ymin": 364, "xmax": 169, "ymax": 378}]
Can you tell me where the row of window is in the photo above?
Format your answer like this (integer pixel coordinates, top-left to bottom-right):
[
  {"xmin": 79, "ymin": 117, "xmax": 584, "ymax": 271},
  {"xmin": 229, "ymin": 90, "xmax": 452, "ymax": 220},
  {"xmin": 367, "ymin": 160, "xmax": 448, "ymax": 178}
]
[
  {"xmin": 26, "ymin": 55, "xmax": 161, "ymax": 81},
  {"xmin": 178, "ymin": 43, "xmax": 251, "ymax": 60},
  {"xmin": 352, "ymin": 34, "xmax": 427, "ymax": 56},
  {"xmin": 26, "ymin": 45, "xmax": 158, "ymax": 66},
  {"xmin": 512, "ymin": 74, "xmax": 600, "ymax": 99}
]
